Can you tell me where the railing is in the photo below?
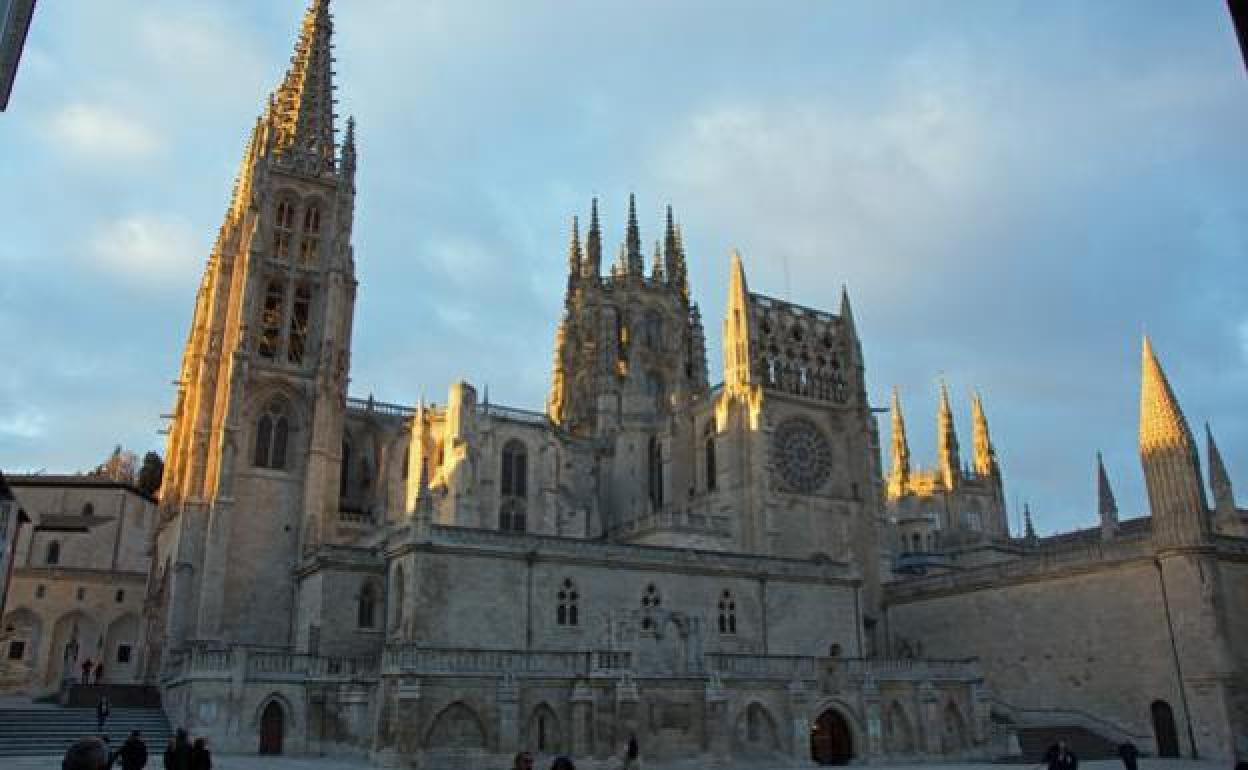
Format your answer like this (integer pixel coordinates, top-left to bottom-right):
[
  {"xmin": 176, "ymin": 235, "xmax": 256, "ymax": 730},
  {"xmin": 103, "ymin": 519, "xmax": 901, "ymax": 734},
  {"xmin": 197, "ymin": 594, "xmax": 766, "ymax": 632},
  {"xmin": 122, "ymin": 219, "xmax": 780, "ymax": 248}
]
[
  {"xmin": 478, "ymin": 403, "xmax": 550, "ymax": 426},
  {"xmin": 247, "ymin": 651, "xmax": 377, "ymax": 680},
  {"xmin": 705, "ymin": 654, "xmax": 981, "ymax": 682},
  {"xmin": 985, "ymin": 695, "xmax": 1150, "ymax": 745},
  {"xmin": 844, "ymin": 657, "xmax": 980, "ymax": 681},
  {"xmin": 346, "ymin": 396, "xmax": 414, "ymax": 418},
  {"xmin": 707, "ymin": 653, "xmax": 817, "ymax": 679},
  {"xmin": 383, "ymin": 646, "xmax": 631, "ymax": 676}
]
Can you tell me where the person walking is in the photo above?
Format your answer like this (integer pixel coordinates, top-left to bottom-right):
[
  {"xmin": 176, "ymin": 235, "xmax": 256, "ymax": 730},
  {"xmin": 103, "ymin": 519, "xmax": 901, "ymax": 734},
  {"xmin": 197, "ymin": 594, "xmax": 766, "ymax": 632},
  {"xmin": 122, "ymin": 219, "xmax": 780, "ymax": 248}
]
[
  {"xmin": 96, "ymin": 695, "xmax": 111, "ymax": 733},
  {"xmin": 1117, "ymin": 741, "xmax": 1138, "ymax": 770},
  {"xmin": 512, "ymin": 752, "xmax": 535, "ymax": 770},
  {"xmin": 119, "ymin": 730, "xmax": 148, "ymax": 770},
  {"xmin": 161, "ymin": 737, "xmax": 176, "ymax": 770},
  {"xmin": 189, "ymin": 737, "xmax": 211, "ymax": 770},
  {"xmin": 169, "ymin": 729, "xmax": 192, "ymax": 770},
  {"xmin": 1043, "ymin": 740, "xmax": 1078, "ymax": 770},
  {"xmin": 62, "ymin": 736, "xmax": 110, "ymax": 770},
  {"xmin": 95, "ymin": 662, "xmax": 105, "ymax": 684},
  {"xmin": 81, "ymin": 658, "xmax": 94, "ymax": 685}
]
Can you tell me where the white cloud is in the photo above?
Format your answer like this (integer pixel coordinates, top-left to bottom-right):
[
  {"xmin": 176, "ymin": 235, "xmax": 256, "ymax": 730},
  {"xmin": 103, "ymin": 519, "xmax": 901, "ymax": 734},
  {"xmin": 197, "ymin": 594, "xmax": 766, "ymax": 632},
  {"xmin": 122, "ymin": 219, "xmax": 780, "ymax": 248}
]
[
  {"xmin": 86, "ymin": 214, "xmax": 199, "ymax": 287},
  {"xmin": 0, "ymin": 408, "xmax": 47, "ymax": 440},
  {"xmin": 48, "ymin": 103, "xmax": 162, "ymax": 160}
]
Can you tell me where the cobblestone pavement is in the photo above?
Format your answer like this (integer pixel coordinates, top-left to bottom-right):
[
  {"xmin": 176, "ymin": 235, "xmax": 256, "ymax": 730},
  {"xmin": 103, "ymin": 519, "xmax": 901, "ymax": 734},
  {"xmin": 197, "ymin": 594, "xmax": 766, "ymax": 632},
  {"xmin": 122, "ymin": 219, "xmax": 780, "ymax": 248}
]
[{"xmin": 1, "ymin": 757, "xmax": 1238, "ymax": 770}]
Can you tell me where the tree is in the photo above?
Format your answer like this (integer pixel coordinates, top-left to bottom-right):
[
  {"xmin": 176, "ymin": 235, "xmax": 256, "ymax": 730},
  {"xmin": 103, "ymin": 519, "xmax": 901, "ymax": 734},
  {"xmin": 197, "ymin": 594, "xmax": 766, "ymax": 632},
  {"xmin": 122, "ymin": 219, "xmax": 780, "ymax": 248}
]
[
  {"xmin": 137, "ymin": 452, "xmax": 164, "ymax": 497},
  {"xmin": 90, "ymin": 445, "xmax": 138, "ymax": 484}
]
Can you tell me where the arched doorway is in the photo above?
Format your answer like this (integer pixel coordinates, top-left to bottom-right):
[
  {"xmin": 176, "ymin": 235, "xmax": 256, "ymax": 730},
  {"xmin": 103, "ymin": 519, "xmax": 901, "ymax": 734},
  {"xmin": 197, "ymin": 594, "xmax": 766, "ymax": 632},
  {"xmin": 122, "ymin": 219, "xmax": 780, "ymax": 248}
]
[
  {"xmin": 1150, "ymin": 700, "xmax": 1179, "ymax": 758},
  {"xmin": 811, "ymin": 708, "xmax": 853, "ymax": 765},
  {"xmin": 259, "ymin": 701, "xmax": 284, "ymax": 755}
]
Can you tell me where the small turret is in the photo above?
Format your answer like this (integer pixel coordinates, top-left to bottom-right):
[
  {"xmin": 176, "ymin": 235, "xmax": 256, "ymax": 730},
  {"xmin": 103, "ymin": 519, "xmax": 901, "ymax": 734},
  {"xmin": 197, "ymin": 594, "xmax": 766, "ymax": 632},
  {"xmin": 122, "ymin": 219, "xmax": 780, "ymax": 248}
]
[
  {"xmin": 722, "ymin": 250, "xmax": 753, "ymax": 389},
  {"xmin": 1023, "ymin": 502, "xmax": 1037, "ymax": 545},
  {"xmin": 1097, "ymin": 451, "xmax": 1118, "ymax": 541},
  {"xmin": 566, "ymin": 215, "xmax": 582, "ymax": 286},
  {"xmin": 888, "ymin": 387, "xmax": 911, "ymax": 497},
  {"xmin": 625, "ymin": 193, "xmax": 643, "ymax": 278},
  {"xmin": 971, "ymin": 392, "xmax": 998, "ymax": 478},
  {"xmin": 1207, "ymin": 423, "xmax": 1245, "ymax": 536},
  {"xmin": 585, "ymin": 198, "xmax": 602, "ymax": 278},
  {"xmin": 937, "ymin": 381, "xmax": 961, "ymax": 490},
  {"xmin": 341, "ymin": 115, "xmax": 357, "ymax": 182}
]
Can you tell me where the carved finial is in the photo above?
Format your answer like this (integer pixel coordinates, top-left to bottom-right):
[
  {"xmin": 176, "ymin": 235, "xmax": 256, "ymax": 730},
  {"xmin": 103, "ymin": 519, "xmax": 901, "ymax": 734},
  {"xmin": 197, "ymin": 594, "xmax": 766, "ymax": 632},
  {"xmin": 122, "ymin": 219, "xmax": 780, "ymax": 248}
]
[
  {"xmin": 625, "ymin": 193, "xmax": 643, "ymax": 277},
  {"xmin": 586, "ymin": 197, "xmax": 602, "ymax": 277}
]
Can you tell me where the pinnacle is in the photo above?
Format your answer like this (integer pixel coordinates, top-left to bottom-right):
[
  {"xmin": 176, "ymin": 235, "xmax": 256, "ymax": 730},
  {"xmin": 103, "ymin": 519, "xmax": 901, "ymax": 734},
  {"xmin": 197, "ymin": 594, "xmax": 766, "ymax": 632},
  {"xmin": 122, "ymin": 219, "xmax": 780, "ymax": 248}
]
[
  {"xmin": 1096, "ymin": 451, "xmax": 1118, "ymax": 518},
  {"xmin": 1139, "ymin": 336, "xmax": 1195, "ymax": 455},
  {"xmin": 266, "ymin": 0, "xmax": 338, "ymax": 172}
]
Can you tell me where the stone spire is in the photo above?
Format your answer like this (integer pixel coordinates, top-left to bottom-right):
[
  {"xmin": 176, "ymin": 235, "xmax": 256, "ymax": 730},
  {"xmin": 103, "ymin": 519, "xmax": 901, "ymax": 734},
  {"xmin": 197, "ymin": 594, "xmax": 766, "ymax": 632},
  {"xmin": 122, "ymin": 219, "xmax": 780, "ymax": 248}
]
[
  {"xmin": 723, "ymin": 250, "xmax": 753, "ymax": 388},
  {"xmin": 888, "ymin": 387, "xmax": 911, "ymax": 497},
  {"xmin": 971, "ymin": 391, "xmax": 998, "ymax": 478},
  {"xmin": 1138, "ymin": 337, "xmax": 1210, "ymax": 548},
  {"xmin": 269, "ymin": 0, "xmax": 338, "ymax": 173},
  {"xmin": 1207, "ymin": 423, "xmax": 1245, "ymax": 536},
  {"xmin": 567, "ymin": 215, "xmax": 582, "ymax": 283},
  {"xmin": 663, "ymin": 205, "xmax": 689, "ymax": 302},
  {"xmin": 650, "ymin": 239, "xmax": 664, "ymax": 281},
  {"xmin": 585, "ymin": 198, "xmax": 602, "ymax": 278},
  {"xmin": 937, "ymin": 381, "xmax": 961, "ymax": 489},
  {"xmin": 1023, "ymin": 502, "xmax": 1037, "ymax": 544},
  {"xmin": 625, "ymin": 193, "xmax": 644, "ymax": 277},
  {"xmin": 340, "ymin": 114, "xmax": 357, "ymax": 181},
  {"xmin": 1097, "ymin": 451, "xmax": 1119, "ymax": 540}
]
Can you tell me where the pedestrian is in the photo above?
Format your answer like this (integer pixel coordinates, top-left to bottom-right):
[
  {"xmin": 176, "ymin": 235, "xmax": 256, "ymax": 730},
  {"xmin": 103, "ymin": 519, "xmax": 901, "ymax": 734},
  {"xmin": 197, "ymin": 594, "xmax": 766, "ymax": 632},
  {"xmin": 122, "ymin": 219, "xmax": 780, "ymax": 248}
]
[
  {"xmin": 621, "ymin": 734, "xmax": 641, "ymax": 770},
  {"xmin": 189, "ymin": 737, "xmax": 211, "ymax": 770},
  {"xmin": 119, "ymin": 730, "xmax": 148, "ymax": 770},
  {"xmin": 62, "ymin": 736, "xmax": 110, "ymax": 770},
  {"xmin": 171, "ymin": 729, "xmax": 192, "ymax": 770},
  {"xmin": 1117, "ymin": 741, "xmax": 1138, "ymax": 770},
  {"xmin": 96, "ymin": 695, "xmax": 111, "ymax": 732},
  {"xmin": 81, "ymin": 658, "xmax": 94, "ymax": 685},
  {"xmin": 512, "ymin": 752, "xmax": 535, "ymax": 770},
  {"xmin": 162, "ymin": 737, "xmax": 175, "ymax": 770},
  {"xmin": 1044, "ymin": 740, "xmax": 1078, "ymax": 770},
  {"xmin": 95, "ymin": 662, "xmax": 105, "ymax": 684},
  {"xmin": 550, "ymin": 758, "xmax": 576, "ymax": 770}
]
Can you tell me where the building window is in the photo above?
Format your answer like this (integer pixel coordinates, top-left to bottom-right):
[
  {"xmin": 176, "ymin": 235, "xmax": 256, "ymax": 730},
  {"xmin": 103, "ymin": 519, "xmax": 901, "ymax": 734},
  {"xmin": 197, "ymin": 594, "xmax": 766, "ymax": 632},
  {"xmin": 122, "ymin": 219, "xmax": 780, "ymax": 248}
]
[
  {"xmin": 499, "ymin": 498, "xmax": 527, "ymax": 533},
  {"xmin": 705, "ymin": 436, "xmax": 716, "ymax": 492},
  {"xmin": 557, "ymin": 578, "xmax": 579, "ymax": 626},
  {"xmin": 358, "ymin": 582, "xmax": 377, "ymax": 629},
  {"xmin": 287, "ymin": 285, "xmax": 312, "ymax": 364},
  {"xmin": 34, "ymin": 585, "xmax": 45, "ymax": 599},
  {"xmin": 718, "ymin": 590, "xmax": 737, "ymax": 634},
  {"xmin": 117, "ymin": 645, "xmax": 132, "ymax": 664},
  {"xmin": 501, "ymin": 440, "xmax": 528, "ymax": 498},
  {"xmin": 7, "ymin": 641, "xmax": 24, "ymax": 661},
  {"xmin": 253, "ymin": 401, "xmax": 291, "ymax": 470},
  {"xmin": 82, "ymin": 503, "xmax": 94, "ymax": 517},
  {"xmin": 76, "ymin": 587, "xmax": 86, "ymax": 601},
  {"xmin": 258, "ymin": 280, "xmax": 285, "ymax": 358},
  {"xmin": 640, "ymin": 584, "xmax": 661, "ymax": 631},
  {"xmin": 274, "ymin": 199, "xmax": 296, "ymax": 260},
  {"xmin": 45, "ymin": 541, "xmax": 60, "ymax": 565},
  {"xmin": 115, "ymin": 589, "xmax": 125, "ymax": 603},
  {"xmin": 647, "ymin": 436, "xmax": 663, "ymax": 510},
  {"xmin": 299, "ymin": 204, "xmax": 321, "ymax": 264}
]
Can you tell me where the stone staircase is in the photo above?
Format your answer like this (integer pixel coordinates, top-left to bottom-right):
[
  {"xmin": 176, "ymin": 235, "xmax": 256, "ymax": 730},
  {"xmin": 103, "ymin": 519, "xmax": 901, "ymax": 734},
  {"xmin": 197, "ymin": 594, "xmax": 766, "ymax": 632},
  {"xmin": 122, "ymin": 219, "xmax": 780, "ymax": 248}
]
[
  {"xmin": 1016, "ymin": 726, "xmax": 1123, "ymax": 762},
  {"xmin": 0, "ymin": 705, "xmax": 173, "ymax": 757}
]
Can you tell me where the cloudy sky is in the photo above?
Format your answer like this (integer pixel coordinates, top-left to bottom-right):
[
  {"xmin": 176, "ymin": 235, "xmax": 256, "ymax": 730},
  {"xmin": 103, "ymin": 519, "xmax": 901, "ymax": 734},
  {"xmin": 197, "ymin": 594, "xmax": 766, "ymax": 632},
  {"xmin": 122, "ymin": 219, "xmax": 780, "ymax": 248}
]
[{"xmin": 1, "ymin": 1, "xmax": 1245, "ymax": 534}]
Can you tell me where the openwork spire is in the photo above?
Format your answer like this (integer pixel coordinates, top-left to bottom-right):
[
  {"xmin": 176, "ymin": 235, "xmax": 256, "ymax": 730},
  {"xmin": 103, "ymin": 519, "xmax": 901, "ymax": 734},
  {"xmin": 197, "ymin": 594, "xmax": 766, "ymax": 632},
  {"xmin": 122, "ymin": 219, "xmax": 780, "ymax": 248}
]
[
  {"xmin": 625, "ymin": 193, "xmax": 643, "ymax": 277},
  {"xmin": 1138, "ymin": 337, "xmax": 1209, "ymax": 547},
  {"xmin": 585, "ymin": 198, "xmax": 602, "ymax": 276},
  {"xmin": 937, "ymin": 381, "xmax": 960, "ymax": 488},
  {"xmin": 971, "ymin": 391, "xmax": 997, "ymax": 477},
  {"xmin": 567, "ymin": 215, "xmax": 582, "ymax": 279},
  {"xmin": 889, "ymin": 387, "xmax": 911, "ymax": 493},
  {"xmin": 269, "ymin": 0, "xmax": 338, "ymax": 173}
]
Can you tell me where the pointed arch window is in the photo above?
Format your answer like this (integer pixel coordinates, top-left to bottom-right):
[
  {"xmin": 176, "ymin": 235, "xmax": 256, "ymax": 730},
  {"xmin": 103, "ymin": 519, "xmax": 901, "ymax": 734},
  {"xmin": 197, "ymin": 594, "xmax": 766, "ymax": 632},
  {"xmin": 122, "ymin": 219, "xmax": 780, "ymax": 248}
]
[
  {"xmin": 287, "ymin": 285, "xmax": 312, "ymax": 364},
  {"xmin": 358, "ymin": 581, "xmax": 377, "ymax": 629},
  {"xmin": 45, "ymin": 541, "xmax": 60, "ymax": 566},
  {"xmin": 501, "ymin": 440, "xmax": 528, "ymax": 498},
  {"xmin": 274, "ymin": 199, "xmax": 296, "ymax": 260},
  {"xmin": 640, "ymin": 583, "xmax": 661, "ymax": 631},
  {"xmin": 647, "ymin": 436, "xmax": 663, "ymax": 510},
  {"xmin": 556, "ymin": 578, "xmax": 579, "ymax": 626},
  {"xmin": 258, "ymin": 280, "xmax": 285, "ymax": 359},
  {"xmin": 299, "ymin": 203, "xmax": 321, "ymax": 265},
  {"xmin": 253, "ymin": 401, "xmax": 291, "ymax": 470},
  {"xmin": 718, "ymin": 590, "xmax": 737, "ymax": 634}
]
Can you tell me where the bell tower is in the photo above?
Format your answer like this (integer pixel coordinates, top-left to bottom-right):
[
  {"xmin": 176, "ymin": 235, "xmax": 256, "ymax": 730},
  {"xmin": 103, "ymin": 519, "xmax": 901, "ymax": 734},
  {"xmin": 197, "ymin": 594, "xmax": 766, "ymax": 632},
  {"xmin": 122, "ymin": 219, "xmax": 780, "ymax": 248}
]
[{"xmin": 152, "ymin": 0, "xmax": 357, "ymax": 654}]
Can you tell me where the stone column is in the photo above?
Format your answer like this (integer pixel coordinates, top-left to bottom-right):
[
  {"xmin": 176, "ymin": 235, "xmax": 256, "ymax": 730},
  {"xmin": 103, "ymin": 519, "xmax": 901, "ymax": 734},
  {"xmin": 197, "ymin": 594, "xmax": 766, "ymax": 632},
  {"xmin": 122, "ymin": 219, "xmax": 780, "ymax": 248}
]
[
  {"xmin": 570, "ymin": 680, "xmax": 594, "ymax": 758},
  {"xmin": 862, "ymin": 676, "xmax": 882, "ymax": 762},
  {"xmin": 497, "ymin": 674, "xmax": 521, "ymax": 755},
  {"xmin": 786, "ymin": 680, "xmax": 811, "ymax": 761},
  {"xmin": 919, "ymin": 681, "xmax": 941, "ymax": 756}
]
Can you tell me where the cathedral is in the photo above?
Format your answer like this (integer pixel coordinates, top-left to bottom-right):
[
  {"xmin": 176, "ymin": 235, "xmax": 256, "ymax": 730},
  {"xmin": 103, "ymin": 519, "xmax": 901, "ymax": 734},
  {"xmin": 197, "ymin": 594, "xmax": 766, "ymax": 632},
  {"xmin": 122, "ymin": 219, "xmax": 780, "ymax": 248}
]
[{"xmin": 131, "ymin": 2, "xmax": 1247, "ymax": 767}]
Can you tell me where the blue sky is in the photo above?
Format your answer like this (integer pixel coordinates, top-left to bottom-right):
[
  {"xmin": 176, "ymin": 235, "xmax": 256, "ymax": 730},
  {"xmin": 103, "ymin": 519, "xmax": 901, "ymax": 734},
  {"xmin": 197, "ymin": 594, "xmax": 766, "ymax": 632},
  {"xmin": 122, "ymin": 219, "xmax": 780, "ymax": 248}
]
[{"xmin": 1, "ymin": 1, "xmax": 1245, "ymax": 535}]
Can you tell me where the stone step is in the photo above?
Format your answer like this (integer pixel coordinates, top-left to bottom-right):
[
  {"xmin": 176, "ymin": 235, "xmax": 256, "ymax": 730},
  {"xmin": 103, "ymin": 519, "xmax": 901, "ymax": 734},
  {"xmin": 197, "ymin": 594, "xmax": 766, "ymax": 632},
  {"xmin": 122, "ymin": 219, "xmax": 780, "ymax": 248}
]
[
  {"xmin": 0, "ymin": 705, "xmax": 172, "ymax": 758},
  {"xmin": 1016, "ymin": 726, "xmax": 1123, "ymax": 761}
]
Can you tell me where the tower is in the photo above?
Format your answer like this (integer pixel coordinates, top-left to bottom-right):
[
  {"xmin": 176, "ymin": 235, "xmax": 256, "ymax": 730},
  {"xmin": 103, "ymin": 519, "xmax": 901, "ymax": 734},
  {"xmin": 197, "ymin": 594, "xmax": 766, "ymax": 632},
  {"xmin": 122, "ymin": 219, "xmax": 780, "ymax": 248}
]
[
  {"xmin": 1138, "ymin": 337, "xmax": 1209, "ymax": 548},
  {"xmin": 1206, "ymin": 424, "xmax": 1245, "ymax": 536},
  {"xmin": 153, "ymin": 0, "xmax": 357, "ymax": 653}
]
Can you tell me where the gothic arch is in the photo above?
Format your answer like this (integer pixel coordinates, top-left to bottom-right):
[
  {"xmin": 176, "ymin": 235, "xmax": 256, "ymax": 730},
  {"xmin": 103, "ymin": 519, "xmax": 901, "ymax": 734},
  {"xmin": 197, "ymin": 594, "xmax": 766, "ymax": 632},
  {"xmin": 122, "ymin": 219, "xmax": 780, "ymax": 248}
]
[
  {"xmin": 45, "ymin": 610, "xmax": 100, "ymax": 687},
  {"xmin": 734, "ymin": 700, "xmax": 781, "ymax": 756},
  {"xmin": 807, "ymin": 698, "xmax": 863, "ymax": 766},
  {"xmin": 941, "ymin": 699, "xmax": 968, "ymax": 755},
  {"xmin": 883, "ymin": 700, "xmax": 915, "ymax": 756},
  {"xmin": 425, "ymin": 701, "xmax": 488, "ymax": 750},
  {"xmin": 526, "ymin": 702, "xmax": 563, "ymax": 754},
  {"xmin": 251, "ymin": 692, "xmax": 297, "ymax": 731}
]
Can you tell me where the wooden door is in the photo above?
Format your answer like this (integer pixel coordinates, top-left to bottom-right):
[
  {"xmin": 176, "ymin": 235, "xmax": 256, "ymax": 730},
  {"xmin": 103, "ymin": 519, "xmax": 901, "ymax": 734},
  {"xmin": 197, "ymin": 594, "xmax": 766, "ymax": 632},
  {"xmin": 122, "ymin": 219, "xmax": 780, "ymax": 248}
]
[
  {"xmin": 259, "ymin": 701, "xmax": 284, "ymax": 755},
  {"xmin": 811, "ymin": 709, "xmax": 853, "ymax": 765}
]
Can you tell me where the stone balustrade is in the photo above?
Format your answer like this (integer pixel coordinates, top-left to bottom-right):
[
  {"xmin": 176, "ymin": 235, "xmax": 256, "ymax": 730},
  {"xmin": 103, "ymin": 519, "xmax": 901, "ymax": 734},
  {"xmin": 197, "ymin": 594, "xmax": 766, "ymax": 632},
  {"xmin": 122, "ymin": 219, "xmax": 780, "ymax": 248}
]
[
  {"xmin": 706, "ymin": 653, "xmax": 980, "ymax": 683},
  {"xmin": 382, "ymin": 645, "xmax": 632, "ymax": 677},
  {"xmin": 161, "ymin": 644, "xmax": 377, "ymax": 684}
]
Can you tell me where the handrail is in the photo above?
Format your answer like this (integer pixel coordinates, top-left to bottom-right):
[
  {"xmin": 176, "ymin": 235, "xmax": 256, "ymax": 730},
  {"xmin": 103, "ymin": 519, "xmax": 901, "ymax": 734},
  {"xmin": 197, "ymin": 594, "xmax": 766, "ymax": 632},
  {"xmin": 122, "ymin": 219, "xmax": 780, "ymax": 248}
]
[{"xmin": 984, "ymin": 695, "xmax": 1150, "ymax": 744}]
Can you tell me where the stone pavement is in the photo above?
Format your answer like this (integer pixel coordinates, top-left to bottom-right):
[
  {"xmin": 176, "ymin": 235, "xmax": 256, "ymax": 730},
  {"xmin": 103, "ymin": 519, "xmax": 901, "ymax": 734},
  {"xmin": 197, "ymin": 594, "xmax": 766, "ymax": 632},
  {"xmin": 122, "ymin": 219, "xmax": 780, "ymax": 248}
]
[{"xmin": 0, "ymin": 757, "xmax": 1237, "ymax": 770}]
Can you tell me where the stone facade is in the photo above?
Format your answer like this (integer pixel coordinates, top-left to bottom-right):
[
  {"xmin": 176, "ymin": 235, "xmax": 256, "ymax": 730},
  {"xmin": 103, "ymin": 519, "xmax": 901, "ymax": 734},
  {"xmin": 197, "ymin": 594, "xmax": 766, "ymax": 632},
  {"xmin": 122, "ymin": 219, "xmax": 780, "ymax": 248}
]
[
  {"xmin": 0, "ymin": 475, "xmax": 157, "ymax": 693},
  {"xmin": 130, "ymin": 1, "xmax": 1247, "ymax": 767}
]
